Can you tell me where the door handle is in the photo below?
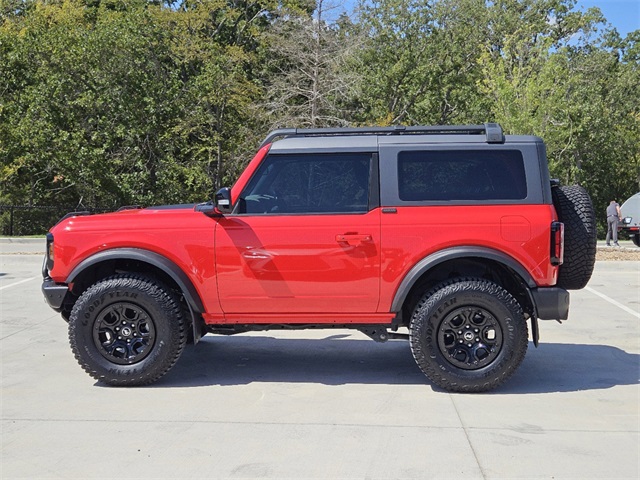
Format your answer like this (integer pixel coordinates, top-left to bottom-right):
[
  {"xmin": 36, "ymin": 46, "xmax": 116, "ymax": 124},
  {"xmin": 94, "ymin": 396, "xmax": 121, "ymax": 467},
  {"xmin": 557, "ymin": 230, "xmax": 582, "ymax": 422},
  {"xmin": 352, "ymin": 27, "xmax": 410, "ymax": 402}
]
[
  {"xmin": 335, "ymin": 234, "xmax": 372, "ymax": 246},
  {"xmin": 242, "ymin": 249, "xmax": 273, "ymax": 260}
]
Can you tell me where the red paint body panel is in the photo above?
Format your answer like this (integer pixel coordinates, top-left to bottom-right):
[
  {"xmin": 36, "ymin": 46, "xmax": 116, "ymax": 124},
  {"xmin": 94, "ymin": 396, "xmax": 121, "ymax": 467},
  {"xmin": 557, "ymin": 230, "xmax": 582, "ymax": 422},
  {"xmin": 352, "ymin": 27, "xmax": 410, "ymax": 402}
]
[
  {"xmin": 49, "ymin": 202, "xmax": 558, "ymax": 325},
  {"xmin": 378, "ymin": 205, "xmax": 558, "ymax": 311},
  {"xmin": 230, "ymin": 144, "xmax": 271, "ymax": 205},
  {"xmin": 205, "ymin": 313, "xmax": 396, "ymax": 324},
  {"xmin": 49, "ymin": 207, "xmax": 223, "ymax": 315},
  {"xmin": 215, "ymin": 211, "xmax": 381, "ymax": 315}
]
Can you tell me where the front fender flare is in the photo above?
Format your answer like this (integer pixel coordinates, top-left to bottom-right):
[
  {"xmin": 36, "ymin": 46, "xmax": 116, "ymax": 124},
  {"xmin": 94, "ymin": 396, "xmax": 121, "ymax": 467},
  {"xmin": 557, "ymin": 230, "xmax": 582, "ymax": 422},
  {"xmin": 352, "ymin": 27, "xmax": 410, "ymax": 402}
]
[{"xmin": 67, "ymin": 248, "xmax": 205, "ymax": 340}]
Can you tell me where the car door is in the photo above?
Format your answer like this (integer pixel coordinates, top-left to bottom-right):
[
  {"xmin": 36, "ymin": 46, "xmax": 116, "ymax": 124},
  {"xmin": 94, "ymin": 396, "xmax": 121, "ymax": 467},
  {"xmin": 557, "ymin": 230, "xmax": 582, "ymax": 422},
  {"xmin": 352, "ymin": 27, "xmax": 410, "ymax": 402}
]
[{"xmin": 215, "ymin": 152, "xmax": 381, "ymax": 315}]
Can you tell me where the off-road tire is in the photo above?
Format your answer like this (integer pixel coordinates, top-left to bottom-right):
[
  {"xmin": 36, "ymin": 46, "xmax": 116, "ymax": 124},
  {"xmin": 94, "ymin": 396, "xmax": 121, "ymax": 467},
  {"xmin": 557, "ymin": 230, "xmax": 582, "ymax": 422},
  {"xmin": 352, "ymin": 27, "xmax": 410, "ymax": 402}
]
[
  {"xmin": 552, "ymin": 185, "xmax": 596, "ymax": 290},
  {"xmin": 409, "ymin": 278, "xmax": 528, "ymax": 393},
  {"xmin": 69, "ymin": 274, "xmax": 187, "ymax": 386}
]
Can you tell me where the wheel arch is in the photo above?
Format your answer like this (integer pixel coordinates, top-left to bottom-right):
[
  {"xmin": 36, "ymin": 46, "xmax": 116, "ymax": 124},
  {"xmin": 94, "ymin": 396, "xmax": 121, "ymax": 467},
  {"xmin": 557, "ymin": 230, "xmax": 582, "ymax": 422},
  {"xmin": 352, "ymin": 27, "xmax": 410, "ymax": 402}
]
[
  {"xmin": 67, "ymin": 248, "xmax": 206, "ymax": 342},
  {"xmin": 392, "ymin": 247, "xmax": 537, "ymax": 327}
]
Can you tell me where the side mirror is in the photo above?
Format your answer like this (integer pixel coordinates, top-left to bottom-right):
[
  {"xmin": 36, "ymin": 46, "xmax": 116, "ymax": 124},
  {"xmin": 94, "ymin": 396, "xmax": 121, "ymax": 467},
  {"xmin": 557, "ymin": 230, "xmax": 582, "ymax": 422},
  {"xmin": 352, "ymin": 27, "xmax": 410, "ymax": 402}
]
[{"xmin": 215, "ymin": 187, "xmax": 233, "ymax": 214}]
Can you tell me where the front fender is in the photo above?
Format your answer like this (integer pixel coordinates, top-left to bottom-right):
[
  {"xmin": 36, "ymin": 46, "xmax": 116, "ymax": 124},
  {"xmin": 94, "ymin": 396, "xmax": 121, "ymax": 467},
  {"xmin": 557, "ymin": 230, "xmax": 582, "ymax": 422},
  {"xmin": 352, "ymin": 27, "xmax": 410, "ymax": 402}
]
[{"xmin": 67, "ymin": 248, "xmax": 206, "ymax": 341}]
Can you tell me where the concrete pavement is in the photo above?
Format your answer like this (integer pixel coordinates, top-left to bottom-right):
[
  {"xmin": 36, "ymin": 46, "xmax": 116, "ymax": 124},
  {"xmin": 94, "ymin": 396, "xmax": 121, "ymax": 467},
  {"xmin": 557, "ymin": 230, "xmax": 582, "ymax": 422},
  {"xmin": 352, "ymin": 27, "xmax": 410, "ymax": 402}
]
[{"xmin": 1, "ymin": 252, "xmax": 638, "ymax": 479}]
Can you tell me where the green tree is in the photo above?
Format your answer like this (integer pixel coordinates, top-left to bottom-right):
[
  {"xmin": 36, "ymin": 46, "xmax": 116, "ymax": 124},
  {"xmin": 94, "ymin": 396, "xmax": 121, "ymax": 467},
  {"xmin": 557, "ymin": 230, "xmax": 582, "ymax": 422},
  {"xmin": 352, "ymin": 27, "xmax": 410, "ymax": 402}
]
[
  {"xmin": 1, "ymin": 0, "xmax": 186, "ymax": 207},
  {"xmin": 478, "ymin": 2, "xmax": 639, "ymax": 231},
  {"xmin": 353, "ymin": 0, "xmax": 490, "ymax": 125},
  {"xmin": 1, "ymin": 0, "xmax": 638, "ymax": 239}
]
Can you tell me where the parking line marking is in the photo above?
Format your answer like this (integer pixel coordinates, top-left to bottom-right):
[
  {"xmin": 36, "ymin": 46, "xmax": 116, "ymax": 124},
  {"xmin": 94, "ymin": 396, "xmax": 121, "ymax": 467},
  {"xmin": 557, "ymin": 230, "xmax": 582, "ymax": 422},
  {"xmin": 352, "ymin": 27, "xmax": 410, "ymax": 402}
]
[
  {"xmin": 0, "ymin": 276, "xmax": 40, "ymax": 291},
  {"xmin": 585, "ymin": 286, "xmax": 640, "ymax": 319}
]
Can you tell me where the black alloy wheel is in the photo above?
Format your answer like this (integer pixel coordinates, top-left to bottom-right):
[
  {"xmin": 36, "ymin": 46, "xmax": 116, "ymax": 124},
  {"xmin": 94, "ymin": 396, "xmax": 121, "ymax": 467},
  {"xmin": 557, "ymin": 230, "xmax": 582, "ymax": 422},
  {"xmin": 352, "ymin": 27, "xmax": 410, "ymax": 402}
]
[
  {"xmin": 437, "ymin": 306, "xmax": 503, "ymax": 370},
  {"xmin": 410, "ymin": 278, "xmax": 528, "ymax": 393},
  {"xmin": 92, "ymin": 302, "xmax": 156, "ymax": 365}
]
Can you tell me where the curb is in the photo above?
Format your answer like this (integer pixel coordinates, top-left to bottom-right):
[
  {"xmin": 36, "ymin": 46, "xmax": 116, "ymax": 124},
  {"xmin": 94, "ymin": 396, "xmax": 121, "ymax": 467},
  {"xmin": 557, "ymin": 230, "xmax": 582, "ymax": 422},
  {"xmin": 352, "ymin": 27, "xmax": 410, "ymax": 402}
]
[{"xmin": 0, "ymin": 238, "xmax": 45, "ymax": 244}]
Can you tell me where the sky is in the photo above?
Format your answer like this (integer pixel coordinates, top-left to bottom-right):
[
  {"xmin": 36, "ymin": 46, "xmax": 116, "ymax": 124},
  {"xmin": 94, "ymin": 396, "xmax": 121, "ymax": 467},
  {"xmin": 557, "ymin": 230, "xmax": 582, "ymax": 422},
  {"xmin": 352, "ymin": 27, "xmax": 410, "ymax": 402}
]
[
  {"xmin": 572, "ymin": 0, "xmax": 639, "ymax": 36},
  {"xmin": 335, "ymin": 1, "xmax": 639, "ymax": 37}
]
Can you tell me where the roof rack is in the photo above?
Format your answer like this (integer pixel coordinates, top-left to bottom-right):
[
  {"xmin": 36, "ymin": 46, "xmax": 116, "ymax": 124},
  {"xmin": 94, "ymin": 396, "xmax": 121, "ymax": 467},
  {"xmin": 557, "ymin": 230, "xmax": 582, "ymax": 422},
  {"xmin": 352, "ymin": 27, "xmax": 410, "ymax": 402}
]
[
  {"xmin": 117, "ymin": 205, "xmax": 143, "ymax": 212},
  {"xmin": 259, "ymin": 122, "xmax": 504, "ymax": 147}
]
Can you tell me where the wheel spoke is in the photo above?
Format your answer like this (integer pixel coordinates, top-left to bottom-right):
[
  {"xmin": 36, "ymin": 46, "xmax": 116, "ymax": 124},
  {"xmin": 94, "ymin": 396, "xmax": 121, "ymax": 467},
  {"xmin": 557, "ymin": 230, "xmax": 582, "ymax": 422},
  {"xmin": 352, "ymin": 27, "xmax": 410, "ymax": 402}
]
[
  {"xmin": 93, "ymin": 301, "xmax": 155, "ymax": 365},
  {"xmin": 437, "ymin": 306, "xmax": 503, "ymax": 370}
]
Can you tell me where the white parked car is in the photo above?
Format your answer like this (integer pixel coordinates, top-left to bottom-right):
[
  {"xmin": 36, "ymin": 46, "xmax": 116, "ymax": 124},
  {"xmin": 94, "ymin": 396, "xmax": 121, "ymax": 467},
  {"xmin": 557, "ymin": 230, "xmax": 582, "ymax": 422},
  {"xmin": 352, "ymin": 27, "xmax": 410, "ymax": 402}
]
[{"xmin": 620, "ymin": 193, "xmax": 640, "ymax": 247}]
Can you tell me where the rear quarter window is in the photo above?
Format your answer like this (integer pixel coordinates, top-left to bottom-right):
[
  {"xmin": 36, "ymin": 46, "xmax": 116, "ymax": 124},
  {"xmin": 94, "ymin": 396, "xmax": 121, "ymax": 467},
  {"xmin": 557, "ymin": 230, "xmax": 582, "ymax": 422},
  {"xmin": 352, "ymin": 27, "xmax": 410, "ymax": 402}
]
[{"xmin": 398, "ymin": 150, "xmax": 527, "ymax": 201}]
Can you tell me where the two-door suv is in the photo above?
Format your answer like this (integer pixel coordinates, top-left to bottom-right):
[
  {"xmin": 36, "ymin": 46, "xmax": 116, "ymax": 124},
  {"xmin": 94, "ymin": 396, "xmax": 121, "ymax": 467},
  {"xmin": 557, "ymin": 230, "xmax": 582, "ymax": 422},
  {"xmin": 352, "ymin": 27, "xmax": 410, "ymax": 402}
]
[{"xmin": 42, "ymin": 124, "xmax": 597, "ymax": 392}]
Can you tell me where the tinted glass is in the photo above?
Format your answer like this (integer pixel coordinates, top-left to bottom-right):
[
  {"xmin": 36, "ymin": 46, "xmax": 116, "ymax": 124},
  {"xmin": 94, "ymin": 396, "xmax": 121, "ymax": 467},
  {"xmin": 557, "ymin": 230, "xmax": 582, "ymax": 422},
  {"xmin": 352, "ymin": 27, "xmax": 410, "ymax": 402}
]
[
  {"xmin": 398, "ymin": 150, "xmax": 527, "ymax": 201},
  {"xmin": 238, "ymin": 153, "xmax": 371, "ymax": 214}
]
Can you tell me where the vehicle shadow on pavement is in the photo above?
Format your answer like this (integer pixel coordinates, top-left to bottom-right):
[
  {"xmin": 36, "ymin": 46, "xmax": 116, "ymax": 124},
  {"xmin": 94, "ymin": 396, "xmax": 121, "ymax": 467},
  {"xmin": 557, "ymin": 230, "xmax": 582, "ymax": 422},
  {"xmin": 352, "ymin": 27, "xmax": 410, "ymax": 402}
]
[
  {"xmin": 150, "ymin": 336, "xmax": 639, "ymax": 393},
  {"xmin": 497, "ymin": 342, "xmax": 639, "ymax": 394},
  {"xmin": 156, "ymin": 335, "xmax": 425, "ymax": 387}
]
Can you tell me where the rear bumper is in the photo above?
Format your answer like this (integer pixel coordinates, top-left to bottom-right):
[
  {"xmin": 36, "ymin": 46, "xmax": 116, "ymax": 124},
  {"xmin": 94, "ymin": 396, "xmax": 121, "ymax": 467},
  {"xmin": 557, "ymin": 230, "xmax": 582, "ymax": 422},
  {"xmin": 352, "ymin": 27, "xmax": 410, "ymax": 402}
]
[
  {"xmin": 531, "ymin": 287, "xmax": 570, "ymax": 321},
  {"xmin": 42, "ymin": 278, "xmax": 68, "ymax": 311}
]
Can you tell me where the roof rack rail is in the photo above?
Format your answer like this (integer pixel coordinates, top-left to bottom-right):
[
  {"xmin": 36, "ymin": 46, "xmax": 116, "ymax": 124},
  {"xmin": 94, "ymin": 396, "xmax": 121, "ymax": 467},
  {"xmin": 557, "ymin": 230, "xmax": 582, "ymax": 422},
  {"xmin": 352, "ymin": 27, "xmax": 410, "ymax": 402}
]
[
  {"xmin": 117, "ymin": 205, "xmax": 143, "ymax": 212},
  {"xmin": 259, "ymin": 122, "xmax": 504, "ymax": 147}
]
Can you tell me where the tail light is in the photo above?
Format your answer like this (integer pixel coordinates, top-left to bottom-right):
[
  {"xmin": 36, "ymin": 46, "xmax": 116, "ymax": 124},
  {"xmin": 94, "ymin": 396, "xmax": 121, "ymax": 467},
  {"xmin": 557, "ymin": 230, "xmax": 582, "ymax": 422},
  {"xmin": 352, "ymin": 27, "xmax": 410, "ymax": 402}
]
[{"xmin": 550, "ymin": 222, "xmax": 564, "ymax": 266}]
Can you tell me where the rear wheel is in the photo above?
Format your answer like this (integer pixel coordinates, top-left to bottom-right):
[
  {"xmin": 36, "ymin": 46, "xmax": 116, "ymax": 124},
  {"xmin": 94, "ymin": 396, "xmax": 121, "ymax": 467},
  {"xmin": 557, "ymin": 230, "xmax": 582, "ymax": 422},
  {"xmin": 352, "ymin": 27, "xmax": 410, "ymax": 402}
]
[
  {"xmin": 69, "ymin": 274, "xmax": 187, "ymax": 386},
  {"xmin": 409, "ymin": 278, "xmax": 528, "ymax": 393},
  {"xmin": 632, "ymin": 234, "xmax": 640, "ymax": 248}
]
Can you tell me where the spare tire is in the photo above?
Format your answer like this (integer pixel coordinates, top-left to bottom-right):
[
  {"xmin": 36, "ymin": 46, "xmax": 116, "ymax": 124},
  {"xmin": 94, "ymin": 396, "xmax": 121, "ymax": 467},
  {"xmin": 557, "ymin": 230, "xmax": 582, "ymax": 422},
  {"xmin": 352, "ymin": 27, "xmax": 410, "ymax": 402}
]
[{"xmin": 552, "ymin": 185, "xmax": 597, "ymax": 290}]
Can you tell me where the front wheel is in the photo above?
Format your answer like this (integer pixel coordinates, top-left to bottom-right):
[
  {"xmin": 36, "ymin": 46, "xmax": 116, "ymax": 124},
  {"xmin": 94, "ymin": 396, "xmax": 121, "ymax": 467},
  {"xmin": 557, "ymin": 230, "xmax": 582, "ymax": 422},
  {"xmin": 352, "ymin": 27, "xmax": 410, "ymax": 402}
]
[
  {"xmin": 69, "ymin": 274, "xmax": 187, "ymax": 386},
  {"xmin": 409, "ymin": 278, "xmax": 528, "ymax": 393}
]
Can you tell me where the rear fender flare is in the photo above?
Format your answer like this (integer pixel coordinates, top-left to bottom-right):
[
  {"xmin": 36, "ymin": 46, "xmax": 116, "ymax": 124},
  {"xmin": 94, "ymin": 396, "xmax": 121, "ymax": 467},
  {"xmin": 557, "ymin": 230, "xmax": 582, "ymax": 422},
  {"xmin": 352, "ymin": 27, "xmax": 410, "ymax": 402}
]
[{"xmin": 390, "ymin": 246, "xmax": 537, "ymax": 313}]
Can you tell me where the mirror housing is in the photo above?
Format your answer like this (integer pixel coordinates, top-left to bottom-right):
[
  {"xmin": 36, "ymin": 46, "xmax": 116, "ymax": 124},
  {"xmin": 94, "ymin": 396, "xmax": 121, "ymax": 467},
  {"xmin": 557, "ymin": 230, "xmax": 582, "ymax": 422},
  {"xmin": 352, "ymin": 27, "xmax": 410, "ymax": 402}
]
[{"xmin": 215, "ymin": 187, "xmax": 233, "ymax": 214}]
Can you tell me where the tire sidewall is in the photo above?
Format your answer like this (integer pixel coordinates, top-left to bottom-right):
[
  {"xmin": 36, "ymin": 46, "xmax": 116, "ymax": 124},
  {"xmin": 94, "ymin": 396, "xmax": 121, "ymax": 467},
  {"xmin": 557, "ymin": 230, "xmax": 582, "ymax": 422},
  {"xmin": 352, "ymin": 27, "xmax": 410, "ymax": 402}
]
[
  {"xmin": 411, "ymin": 280, "xmax": 527, "ymax": 391},
  {"xmin": 69, "ymin": 276, "xmax": 182, "ymax": 385}
]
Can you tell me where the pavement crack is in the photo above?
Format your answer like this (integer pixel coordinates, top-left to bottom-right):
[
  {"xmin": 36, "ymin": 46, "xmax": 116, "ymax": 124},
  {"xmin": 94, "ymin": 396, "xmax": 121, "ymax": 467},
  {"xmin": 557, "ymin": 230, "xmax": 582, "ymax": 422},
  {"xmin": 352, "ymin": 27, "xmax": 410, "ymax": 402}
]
[{"xmin": 450, "ymin": 395, "xmax": 487, "ymax": 480}]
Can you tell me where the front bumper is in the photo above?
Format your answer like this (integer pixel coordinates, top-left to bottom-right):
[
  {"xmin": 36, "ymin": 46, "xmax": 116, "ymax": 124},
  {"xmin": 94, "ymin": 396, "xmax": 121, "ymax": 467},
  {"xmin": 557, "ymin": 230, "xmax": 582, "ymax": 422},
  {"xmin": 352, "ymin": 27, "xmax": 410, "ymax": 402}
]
[
  {"xmin": 42, "ymin": 278, "xmax": 69, "ymax": 311},
  {"xmin": 531, "ymin": 287, "xmax": 570, "ymax": 321}
]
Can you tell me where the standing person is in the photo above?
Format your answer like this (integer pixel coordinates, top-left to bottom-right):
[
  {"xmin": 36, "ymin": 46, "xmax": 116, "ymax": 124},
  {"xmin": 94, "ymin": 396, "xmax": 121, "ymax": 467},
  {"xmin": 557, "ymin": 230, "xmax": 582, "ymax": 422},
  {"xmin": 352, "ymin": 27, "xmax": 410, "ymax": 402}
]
[{"xmin": 606, "ymin": 200, "xmax": 622, "ymax": 247}]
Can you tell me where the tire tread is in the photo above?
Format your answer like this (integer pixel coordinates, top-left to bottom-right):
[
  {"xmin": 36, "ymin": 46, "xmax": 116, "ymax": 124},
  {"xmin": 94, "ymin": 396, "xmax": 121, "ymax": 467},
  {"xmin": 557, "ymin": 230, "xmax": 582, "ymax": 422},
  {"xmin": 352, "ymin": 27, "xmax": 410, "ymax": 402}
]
[
  {"xmin": 552, "ymin": 185, "xmax": 597, "ymax": 290},
  {"xmin": 68, "ymin": 274, "xmax": 187, "ymax": 386}
]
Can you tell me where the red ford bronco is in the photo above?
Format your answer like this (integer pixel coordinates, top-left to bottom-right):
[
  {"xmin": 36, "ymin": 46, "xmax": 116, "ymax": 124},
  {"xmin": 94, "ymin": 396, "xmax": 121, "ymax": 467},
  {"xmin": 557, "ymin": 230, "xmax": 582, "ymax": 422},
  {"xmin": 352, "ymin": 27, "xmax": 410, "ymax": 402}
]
[{"xmin": 42, "ymin": 124, "xmax": 597, "ymax": 392}]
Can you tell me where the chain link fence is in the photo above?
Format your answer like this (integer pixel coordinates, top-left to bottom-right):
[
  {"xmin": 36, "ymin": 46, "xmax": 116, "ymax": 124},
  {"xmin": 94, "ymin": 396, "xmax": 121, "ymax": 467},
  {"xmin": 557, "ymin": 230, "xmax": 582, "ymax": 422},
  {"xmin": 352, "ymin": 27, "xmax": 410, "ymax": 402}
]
[{"xmin": 0, "ymin": 205, "xmax": 111, "ymax": 236}]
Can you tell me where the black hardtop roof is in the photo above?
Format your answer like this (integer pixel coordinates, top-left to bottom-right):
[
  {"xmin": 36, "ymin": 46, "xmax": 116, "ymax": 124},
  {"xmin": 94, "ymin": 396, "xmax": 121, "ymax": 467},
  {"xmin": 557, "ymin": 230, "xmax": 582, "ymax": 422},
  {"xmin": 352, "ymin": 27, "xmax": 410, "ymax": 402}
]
[{"xmin": 260, "ymin": 123, "xmax": 505, "ymax": 148}]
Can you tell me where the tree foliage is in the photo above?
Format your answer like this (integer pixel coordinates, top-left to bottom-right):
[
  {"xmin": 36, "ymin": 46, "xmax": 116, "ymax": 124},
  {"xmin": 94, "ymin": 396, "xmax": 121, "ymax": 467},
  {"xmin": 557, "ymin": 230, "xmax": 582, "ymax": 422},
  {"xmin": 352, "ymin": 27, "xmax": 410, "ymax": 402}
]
[
  {"xmin": 1, "ymin": 0, "xmax": 638, "ymax": 234},
  {"xmin": 261, "ymin": 0, "xmax": 361, "ymax": 128}
]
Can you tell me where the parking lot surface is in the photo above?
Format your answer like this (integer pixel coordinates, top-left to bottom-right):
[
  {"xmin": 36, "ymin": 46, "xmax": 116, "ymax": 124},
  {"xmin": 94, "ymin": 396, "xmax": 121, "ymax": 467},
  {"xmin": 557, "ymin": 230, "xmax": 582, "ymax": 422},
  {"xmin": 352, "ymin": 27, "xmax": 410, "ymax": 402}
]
[{"xmin": 1, "ymin": 239, "xmax": 639, "ymax": 479}]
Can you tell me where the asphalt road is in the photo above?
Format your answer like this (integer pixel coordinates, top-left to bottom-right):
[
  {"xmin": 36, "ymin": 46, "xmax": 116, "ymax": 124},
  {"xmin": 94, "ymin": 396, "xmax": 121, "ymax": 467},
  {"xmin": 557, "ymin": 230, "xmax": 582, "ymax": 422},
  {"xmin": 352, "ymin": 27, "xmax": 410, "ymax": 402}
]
[{"xmin": 1, "ymin": 240, "xmax": 639, "ymax": 479}]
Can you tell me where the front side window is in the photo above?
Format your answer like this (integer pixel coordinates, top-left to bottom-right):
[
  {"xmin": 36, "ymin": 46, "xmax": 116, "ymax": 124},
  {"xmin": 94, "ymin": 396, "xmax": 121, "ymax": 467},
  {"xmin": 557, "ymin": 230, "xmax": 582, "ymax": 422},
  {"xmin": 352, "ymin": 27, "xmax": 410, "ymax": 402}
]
[
  {"xmin": 237, "ymin": 153, "xmax": 371, "ymax": 214},
  {"xmin": 398, "ymin": 150, "xmax": 527, "ymax": 202}
]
